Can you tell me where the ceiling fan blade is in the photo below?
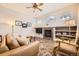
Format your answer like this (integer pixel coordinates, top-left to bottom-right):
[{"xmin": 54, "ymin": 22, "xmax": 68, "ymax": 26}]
[
  {"xmin": 38, "ymin": 3, "xmax": 43, "ymax": 6},
  {"xmin": 37, "ymin": 7, "xmax": 42, "ymax": 11},
  {"xmin": 32, "ymin": 3, "xmax": 37, "ymax": 6},
  {"xmin": 26, "ymin": 7, "xmax": 32, "ymax": 8}
]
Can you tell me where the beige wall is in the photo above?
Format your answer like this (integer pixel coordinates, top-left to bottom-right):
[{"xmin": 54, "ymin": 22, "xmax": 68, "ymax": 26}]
[{"xmin": 0, "ymin": 5, "xmax": 36, "ymax": 37}]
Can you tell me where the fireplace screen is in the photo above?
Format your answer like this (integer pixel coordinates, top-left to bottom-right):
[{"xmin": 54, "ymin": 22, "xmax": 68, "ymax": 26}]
[{"xmin": 44, "ymin": 30, "xmax": 52, "ymax": 37}]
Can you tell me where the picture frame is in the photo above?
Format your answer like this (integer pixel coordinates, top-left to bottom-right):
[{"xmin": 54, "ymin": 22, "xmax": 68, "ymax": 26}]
[
  {"xmin": 15, "ymin": 21, "xmax": 22, "ymax": 26},
  {"xmin": 22, "ymin": 23, "xmax": 27, "ymax": 28},
  {"xmin": 0, "ymin": 35, "xmax": 2, "ymax": 42},
  {"xmin": 27, "ymin": 22, "xmax": 32, "ymax": 27}
]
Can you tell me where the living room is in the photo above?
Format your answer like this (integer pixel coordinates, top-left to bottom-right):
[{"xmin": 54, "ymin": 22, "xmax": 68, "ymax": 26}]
[{"xmin": 0, "ymin": 3, "xmax": 79, "ymax": 56}]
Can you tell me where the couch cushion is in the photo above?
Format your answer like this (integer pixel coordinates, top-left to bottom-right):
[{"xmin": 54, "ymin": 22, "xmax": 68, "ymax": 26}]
[
  {"xmin": 0, "ymin": 36, "xmax": 9, "ymax": 53},
  {"xmin": 6, "ymin": 34, "xmax": 20, "ymax": 49},
  {"xmin": 16, "ymin": 36, "xmax": 30, "ymax": 46},
  {"xmin": 0, "ymin": 41, "xmax": 39, "ymax": 56}
]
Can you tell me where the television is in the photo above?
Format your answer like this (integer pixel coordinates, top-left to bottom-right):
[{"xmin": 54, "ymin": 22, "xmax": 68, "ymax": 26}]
[{"xmin": 35, "ymin": 28, "xmax": 42, "ymax": 34}]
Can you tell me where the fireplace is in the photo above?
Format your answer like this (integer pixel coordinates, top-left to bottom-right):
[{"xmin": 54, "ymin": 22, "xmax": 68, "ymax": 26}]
[
  {"xmin": 44, "ymin": 29, "xmax": 52, "ymax": 38},
  {"xmin": 35, "ymin": 27, "xmax": 53, "ymax": 39}
]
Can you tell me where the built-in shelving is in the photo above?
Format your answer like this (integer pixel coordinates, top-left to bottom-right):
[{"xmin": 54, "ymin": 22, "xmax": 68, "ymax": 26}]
[{"xmin": 55, "ymin": 26, "xmax": 77, "ymax": 43}]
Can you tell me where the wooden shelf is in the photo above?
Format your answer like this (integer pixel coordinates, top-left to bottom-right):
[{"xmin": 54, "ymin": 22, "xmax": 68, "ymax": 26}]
[
  {"xmin": 56, "ymin": 34, "xmax": 76, "ymax": 38},
  {"xmin": 56, "ymin": 30, "xmax": 76, "ymax": 32}
]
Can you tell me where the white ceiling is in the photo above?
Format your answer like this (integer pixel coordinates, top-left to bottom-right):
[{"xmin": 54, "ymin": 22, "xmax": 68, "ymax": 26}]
[{"xmin": 0, "ymin": 3, "xmax": 73, "ymax": 19}]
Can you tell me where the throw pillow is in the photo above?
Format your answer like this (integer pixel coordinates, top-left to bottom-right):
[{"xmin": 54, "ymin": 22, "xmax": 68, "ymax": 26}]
[
  {"xmin": 16, "ymin": 36, "xmax": 30, "ymax": 46},
  {"xmin": 6, "ymin": 34, "xmax": 20, "ymax": 49}
]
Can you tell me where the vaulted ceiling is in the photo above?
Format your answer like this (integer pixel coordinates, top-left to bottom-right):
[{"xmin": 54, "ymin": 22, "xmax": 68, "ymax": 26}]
[{"xmin": 0, "ymin": 3, "xmax": 73, "ymax": 20}]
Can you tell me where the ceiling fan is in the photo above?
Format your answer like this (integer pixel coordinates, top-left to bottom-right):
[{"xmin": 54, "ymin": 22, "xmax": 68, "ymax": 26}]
[{"xmin": 26, "ymin": 3, "xmax": 43, "ymax": 12}]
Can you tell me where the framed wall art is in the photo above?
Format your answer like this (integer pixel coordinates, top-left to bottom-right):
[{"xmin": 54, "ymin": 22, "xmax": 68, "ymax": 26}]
[
  {"xmin": 22, "ymin": 23, "xmax": 27, "ymax": 28},
  {"xmin": 27, "ymin": 22, "xmax": 32, "ymax": 27},
  {"xmin": 15, "ymin": 21, "xmax": 22, "ymax": 26}
]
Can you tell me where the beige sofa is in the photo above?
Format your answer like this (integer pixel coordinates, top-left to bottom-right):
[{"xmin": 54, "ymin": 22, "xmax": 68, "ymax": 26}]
[{"xmin": 0, "ymin": 39, "xmax": 40, "ymax": 56}]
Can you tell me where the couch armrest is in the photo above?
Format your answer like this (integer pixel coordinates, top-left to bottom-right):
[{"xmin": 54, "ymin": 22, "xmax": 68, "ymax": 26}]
[
  {"xmin": 0, "ymin": 41, "xmax": 40, "ymax": 56},
  {"xmin": 56, "ymin": 40, "xmax": 79, "ymax": 47}
]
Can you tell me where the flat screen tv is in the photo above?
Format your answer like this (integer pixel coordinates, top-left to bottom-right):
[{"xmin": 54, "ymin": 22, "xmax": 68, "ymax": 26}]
[{"xmin": 35, "ymin": 28, "xmax": 42, "ymax": 34}]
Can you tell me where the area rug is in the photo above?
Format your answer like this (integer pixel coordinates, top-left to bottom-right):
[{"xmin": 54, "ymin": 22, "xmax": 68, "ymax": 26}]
[{"xmin": 31, "ymin": 37, "xmax": 57, "ymax": 56}]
